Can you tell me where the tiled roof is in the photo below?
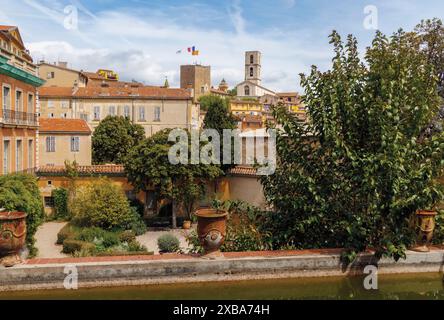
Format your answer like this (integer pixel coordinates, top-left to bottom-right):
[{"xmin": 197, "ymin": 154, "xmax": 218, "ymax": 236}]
[
  {"xmin": 38, "ymin": 85, "xmax": 191, "ymax": 100},
  {"xmin": 0, "ymin": 25, "xmax": 16, "ymax": 31},
  {"xmin": 36, "ymin": 165, "xmax": 125, "ymax": 176},
  {"xmin": 39, "ymin": 118, "xmax": 91, "ymax": 134},
  {"xmin": 210, "ymin": 88, "xmax": 229, "ymax": 95},
  {"xmin": 228, "ymin": 166, "xmax": 259, "ymax": 177},
  {"xmin": 38, "ymin": 87, "xmax": 74, "ymax": 97},
  {"xmin": 277, "ymin": 92, "xmax": 299, "ymax": 97}
]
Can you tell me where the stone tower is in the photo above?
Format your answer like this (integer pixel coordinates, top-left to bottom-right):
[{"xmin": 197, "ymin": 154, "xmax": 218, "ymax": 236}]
[
  {"xmin": 180, "ymin": 64, "xmax": 211, "ymax": 101},
  {"xmin": 245, "ymin": 51, "xmax": 261, "ymax": 85}
]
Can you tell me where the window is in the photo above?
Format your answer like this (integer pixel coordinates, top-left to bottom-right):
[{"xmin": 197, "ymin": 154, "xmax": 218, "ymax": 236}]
[
  {"xmin": 46, "ymin": 136, "xmax": 55, "ymax": 152},
  {"xmin": 80, "ymin": 113, "xmax": 88, "ymax": 121},
  {"xmin": 109, "ymin": 105, "xmax": 116, "ymax": 116},
  {"xmin": 154, "ymin": 106, "xmax": 161, "ymax": 121},
  {"xmin": 244, "ymin": 85, "xmax": 250, "ymax": 96},
  {"xmin": 47, "ymin": 72, "xmax": 55, "ymax": 79},
  {"xmin": 47, "ymin": 180, "xmax": 52, "ymax": 186},
  {"xmin": 3, "ymin": 140, "xmax": 10, "ymax": 174},
  {"xmin": 16, "ymin": 140, "xmax": 22, "ymax": 172},
  {"xmin": 61, "ymin": 100, "xmax": 69, "ymax": 109},
  {"xmin": 3, "ymin": 86, "xmax": 11, "ymax": 109},
  {"xmin": 28, "ymin": 94, "xmax": 33, "ymax": 113},
  {"xmin": 28, "ymin": 140, "xmax": 33, "ymax": 169},
  {"xmin": 94, "ymin": 106, "xmax": 100, "ymax": 120},
  {"xmin": 70, "ymin": 136, "xmax": 80, "ymax": 152},
  {"xmin": 250, "ymin": 67, "xmax": 254, "ymax": 77},
  {"xmin": 201, "ymin": 86, "xmax": 205, "ymax": 94},
  {"xmin": 15, "ymin": 90, "xmax": 23, "ymax": 112},
  {"xmin": 47, "ymin": 100, "xmax": 54, "ymax": 108},
  {"xmin": 138, "ymin": 106, "xmax": 145, "ymax": 121},
  {"xmin": 44, "ymin": 197, "xmax": 55, "ymax": 208},
  {"xmin": 123, "ymin": 105, "xmax": 130, "ymax": 119},
  {"xmin": 48, "ymin": 113, "xmax": 54, "ymax": 118},
  {"xmin": 250, "ymin": 54, "xmax": 254, "ymax": 64},
  {"xmin": 61, "ymin": 113, "xmax": 68, "ymax": 118}
]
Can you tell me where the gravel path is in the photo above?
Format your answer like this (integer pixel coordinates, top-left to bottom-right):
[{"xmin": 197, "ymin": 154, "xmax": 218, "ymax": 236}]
[
  {"xmin": 136, "ymin": 229, "xmax": 193, "ymax": 254},
  {"xmin": 34, "ymin": 222, "xmax": 68, "ymax": 258}
]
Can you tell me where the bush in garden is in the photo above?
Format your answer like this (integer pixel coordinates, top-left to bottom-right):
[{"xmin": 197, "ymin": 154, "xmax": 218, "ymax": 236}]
[
  {"xmin": 56, "ymin": 224, "xmax": 76, "ymax": 244},
  {"xmin": 157, "ymin": 234, "xmax": 180, "ymax": 253},
  {"xmin": 123, "ymin": 207, "xmax": 147, "ymax": 236},
  {"xmin": 0, "ymin": 174, "xmax": 44, "ymax": 257},
  {"xmin": 62, "ymin": 239, "xmax": 95, "ymax": 254},
  {"xmin": 70, "ymin": 178, "xmax": 133, "ymax": 230},
  {"xmin": 52, "ymin": 188, "xmax": 70, "ymax": 220},
  {"xmin": 119, "ymin": 230, "xmax": 136, "ymax": 243}
]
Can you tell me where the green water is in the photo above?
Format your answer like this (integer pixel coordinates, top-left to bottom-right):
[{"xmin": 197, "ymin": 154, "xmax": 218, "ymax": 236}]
[{"xmin": 1, "ymin": 273, "xmax": 444, "ymax": 300}]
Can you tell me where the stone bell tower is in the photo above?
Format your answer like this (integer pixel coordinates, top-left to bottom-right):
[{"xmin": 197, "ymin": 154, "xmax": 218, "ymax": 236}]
[{"xmin": 245, "ymin": 51, "xmax": 261, "ymax": 85}]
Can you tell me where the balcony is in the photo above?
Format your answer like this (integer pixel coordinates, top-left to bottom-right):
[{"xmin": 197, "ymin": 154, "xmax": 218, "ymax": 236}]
[{"xmin": 1, "ymin": 108, "xmax": 38, "ymax": 127}]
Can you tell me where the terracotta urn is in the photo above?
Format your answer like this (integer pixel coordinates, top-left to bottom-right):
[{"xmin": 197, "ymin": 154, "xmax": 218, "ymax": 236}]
[
  {"xmin": 0, "ymin": 211, "xmax": 27, "ymax": 267},
  {"xmin": 411, "ymin": 210, "xmax": 437, "ymax": 253},
  {"xmin": 195, "ymin": 208, "xmax": 228, "ymax": 259}
]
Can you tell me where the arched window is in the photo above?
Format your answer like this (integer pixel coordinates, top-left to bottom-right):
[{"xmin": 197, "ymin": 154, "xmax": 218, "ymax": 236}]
[
  {"xmin": 244, "ymin": 85, "xmax": 250, "ymax": 96},
  {"xmin": 250, "ymin": 55, "xmax": 254, "ymax": 64},
  {"xmin": 250, "ymin": 67, "xmax": 254, "ymax": 77}
]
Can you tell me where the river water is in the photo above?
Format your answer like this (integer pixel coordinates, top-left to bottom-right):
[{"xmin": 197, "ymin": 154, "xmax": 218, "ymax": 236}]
[{"xmin": 1, "ymin": 273, "xmax": 443, "ymax": 300}]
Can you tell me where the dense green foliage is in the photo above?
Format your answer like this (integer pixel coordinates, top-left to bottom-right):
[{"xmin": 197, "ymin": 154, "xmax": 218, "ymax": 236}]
[
  {"xmin": 59, "ymin": 223, "xmax": 148, "ymax": 256},
  {"xmin": 124, "ymin": 129, "xmax": 222, "ymax": 225},
  {"xmin": 0, "ymin": 174, "xmax": 44, "ymax": 257},
  {"xmin": 157, "ymin": 233, "xmax": 180, "ymax": 253},
  {"xmin": 261, "ymin": 30, "xmax": 444, "ymax": 261},
  {"xmin": 92, "ymin": 116, "xmax": 145, "ymax": 164},
  {"xmin": 70, "ymin": 178, "xmax": 134, "ymax": 230},
  {"xmin": 52, "ymin": 188, "xmax": 69, "ymax": 220}
]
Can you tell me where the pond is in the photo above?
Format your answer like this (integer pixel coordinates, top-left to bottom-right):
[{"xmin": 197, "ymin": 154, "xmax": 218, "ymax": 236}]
[{"xmin": 1, "ymin": 273, "xmax": 443, "ymax": 300}]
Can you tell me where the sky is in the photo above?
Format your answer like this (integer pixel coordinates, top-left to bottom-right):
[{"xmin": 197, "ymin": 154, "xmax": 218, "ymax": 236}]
[{"xmin": 0, "ymin": 0, "xmax": 443, "ymax": 92}]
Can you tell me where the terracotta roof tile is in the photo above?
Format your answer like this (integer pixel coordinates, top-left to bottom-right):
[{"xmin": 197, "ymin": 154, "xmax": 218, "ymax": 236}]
[
  {"xmin": 37, "ymin": 165, "xmax": 125, "ymax": 175},
  {"xmin": 0, "ymin": 25, "xmax": 16, "ymax": 31},
  {"xmin": 38, "ymin": 86, "xmax": 191, "ymax": 100},
  {"xmin": 39, "ymin": 118, "xmax": 91, "ymax": 134},
  {"xmin": 228, "ymin": 166, "xmax": 259, "ymax": 177}
]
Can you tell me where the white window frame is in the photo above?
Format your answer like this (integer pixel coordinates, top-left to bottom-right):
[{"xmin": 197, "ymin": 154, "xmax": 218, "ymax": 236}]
[
  {"xmin": 123, "ymin": 105, "xmax": 130, "ymax": 119},
  {"xmin": 139, "ymin": 106, "xmax": 145, "ymax": 121},
  {"xmin": 46, "ymin": 136, "xmax": 55, "ymax": 153},
  {"xmin": 2, "ymin": 84, "xmax": 12, "ymax": 110},
  {"xmin": 15, "ymin": 89, "xmax": 23, "ymax": 112},
  {"xmin": 154, "ymin": 106, "xmax": 161, "ymax": 121},
  {"xmin": 16, "ymin": 139, "xmax": 22, "ymax": 172},
  {"xmin": 3, "ymin": 139, "xmax": 10, "ymax": 174},
  {"xmin": 28, "ymin": 139, "xmax": 34, "ymax": 170},
  {"xmin": 27, "ymin": 93, "xmax": 34, "ymax": 113},
  {"xmin": 109, "ymin": 105, "xmax": 116, "ymax": 116},
  {"xmin": 93, "ymin": 106, "xmax": 100, "ymax": 120},
  {"xmin": 70, "ymin": 136, "xmax": 80, "ymax": 152}
]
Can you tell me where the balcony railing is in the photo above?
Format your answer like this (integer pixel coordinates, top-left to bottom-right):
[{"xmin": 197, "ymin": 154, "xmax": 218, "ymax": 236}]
[{"xmin": 1, "ymin": 108, "xmax": 38, "ymax": 126}]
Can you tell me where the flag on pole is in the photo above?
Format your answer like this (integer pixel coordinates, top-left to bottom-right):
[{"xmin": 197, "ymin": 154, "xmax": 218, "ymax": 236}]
[{"xmin": 176, "ymin": 50, "xmax": 182, "ymax": 54}]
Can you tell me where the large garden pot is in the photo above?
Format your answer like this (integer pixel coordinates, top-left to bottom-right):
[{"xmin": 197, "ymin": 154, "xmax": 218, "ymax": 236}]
[
  {"xmin": 0, "ymin": 211, "xmax": 27, "ymax": 267},
  {"xmin": 195, "ymin": 208, "xmax": 228, "ymax": 259},
  {"xmin": 411, "ymin": 210, "xmax": 437, "ymax": 253}
]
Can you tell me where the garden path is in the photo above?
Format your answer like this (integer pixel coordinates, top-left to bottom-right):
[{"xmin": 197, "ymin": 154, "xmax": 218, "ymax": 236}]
[{"xmin": 34, "ymin": 222, "xmax": 68, "ymax": 258}]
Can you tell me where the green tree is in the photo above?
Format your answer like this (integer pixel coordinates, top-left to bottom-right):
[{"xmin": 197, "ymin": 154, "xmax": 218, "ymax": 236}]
[
  {"xmin": 0, "ymin": 174, "xmax": 44, "ymax": 257},
  {"xmin": 261, "ymin": 30, "xmax": 444, "ymax": 262},
  {"xmin": 70, "ymin": 178, "xmax": 134, "ymax": 230},
  {"xmin": 124, "ymin": 129, "xmax": 222, "ymax": 228},
  {"xmin": 92, "ymin": 116, "xmax": 145, "ymax": 164},
  {"xmin": 202, "ymin": 95, "xmax": 237, "ymax": 172}
]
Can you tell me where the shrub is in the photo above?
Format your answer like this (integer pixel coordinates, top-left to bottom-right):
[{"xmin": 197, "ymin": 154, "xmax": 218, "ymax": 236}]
[
  {"xmin": 123, "ymin": 207, "xmax": 147, "ymax": 236},
  {"xmin": 52, "ymin": 188, "xmax": 69, "ymax": 220},
  {"xmin": 157, "ymin": 233, "xmax": 180, "ymax": 253},
  {"xmin": 119, "ymin": 230, "xmax": 136, "ymax": 243},
  {"xmin": 128, "ymin": 240, "xmax": 147, "ymax": 252},
  {"xmin": 57, "ymin": 224, "xmax": 76, "ymax": 244},
  {"xmin": 0, "ymin": 174, "xmax": 44, "ymax": 257},
  {"xmin": 62, "ymin": 239, "xmax": 95, "ymax": 254},
  {"xmin": 70, "ymin": 178, "xmax": 133, "ymax": 230}
]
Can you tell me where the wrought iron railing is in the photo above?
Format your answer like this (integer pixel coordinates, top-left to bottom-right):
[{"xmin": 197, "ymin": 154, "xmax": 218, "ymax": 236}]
[{"xmin": 1, "ymin": 108, "xmax": 38, "ymax": 126}]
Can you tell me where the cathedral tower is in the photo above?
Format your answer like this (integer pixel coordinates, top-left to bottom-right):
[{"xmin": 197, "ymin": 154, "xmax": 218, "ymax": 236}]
[{"xmin": 245, "ymin": 51, "xmax": 261, "ymax": 85}]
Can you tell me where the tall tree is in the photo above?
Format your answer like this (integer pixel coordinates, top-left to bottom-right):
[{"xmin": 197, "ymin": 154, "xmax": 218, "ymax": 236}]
[
  {"xmin": 124, "ymin": 129, "xmax": 222, "ymax": 228},
  {"xmin": 261, "ymin": 30, "xmax": 444, "ymax": 261},
  {"xmin": 92, "ymin": 116, "xmax": 145, "ymax": 164},
  {"xmin": 202, "ymin": 95, "xmax": 237, "ymax": 171}
]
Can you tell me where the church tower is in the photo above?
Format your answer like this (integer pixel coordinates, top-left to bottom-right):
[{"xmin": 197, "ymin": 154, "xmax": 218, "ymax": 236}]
[{"xmin": 245, "ymin": 51, "xmax": 261, "ymax": 85}]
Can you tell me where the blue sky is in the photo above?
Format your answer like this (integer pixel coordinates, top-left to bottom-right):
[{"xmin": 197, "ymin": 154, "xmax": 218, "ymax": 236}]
[{"xmin": 1, "ymin": 0, "xmax": 443, "ymax": 91}]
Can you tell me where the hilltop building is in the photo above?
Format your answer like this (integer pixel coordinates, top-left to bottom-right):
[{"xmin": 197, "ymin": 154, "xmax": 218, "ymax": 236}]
[{"xmin": 180, "ymin": 64, "xmax": 211, "ymax": 101}]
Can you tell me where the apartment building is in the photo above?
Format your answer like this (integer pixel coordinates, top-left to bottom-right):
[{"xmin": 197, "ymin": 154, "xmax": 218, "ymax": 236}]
[
  {"xmin": 39, "ymin": 84, "xmax": 196, "ymax": 136},
  {"xmin": 0, "ymin": 25, "xmax": 45, "ymax": 175},
  {"xmin": 39, "ymin": 118, "xmax": 92, "ymax": 166}
]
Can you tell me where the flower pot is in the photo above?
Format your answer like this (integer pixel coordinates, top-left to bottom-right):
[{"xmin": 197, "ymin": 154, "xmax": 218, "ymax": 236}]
[
  {"xmin": 195, "ymin": 208, "xmax": 228, "ymax": 259},
  {"xmin": 411, "ymin": 210, "xmax": 437, "ymax": 253},
  {"xmin": 183, "ymin": 220, "xmax": 192, "ymax": 230},
  {"xmin": 0, "ymin": 211, "xmax": 27, "ymax": 267}
]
